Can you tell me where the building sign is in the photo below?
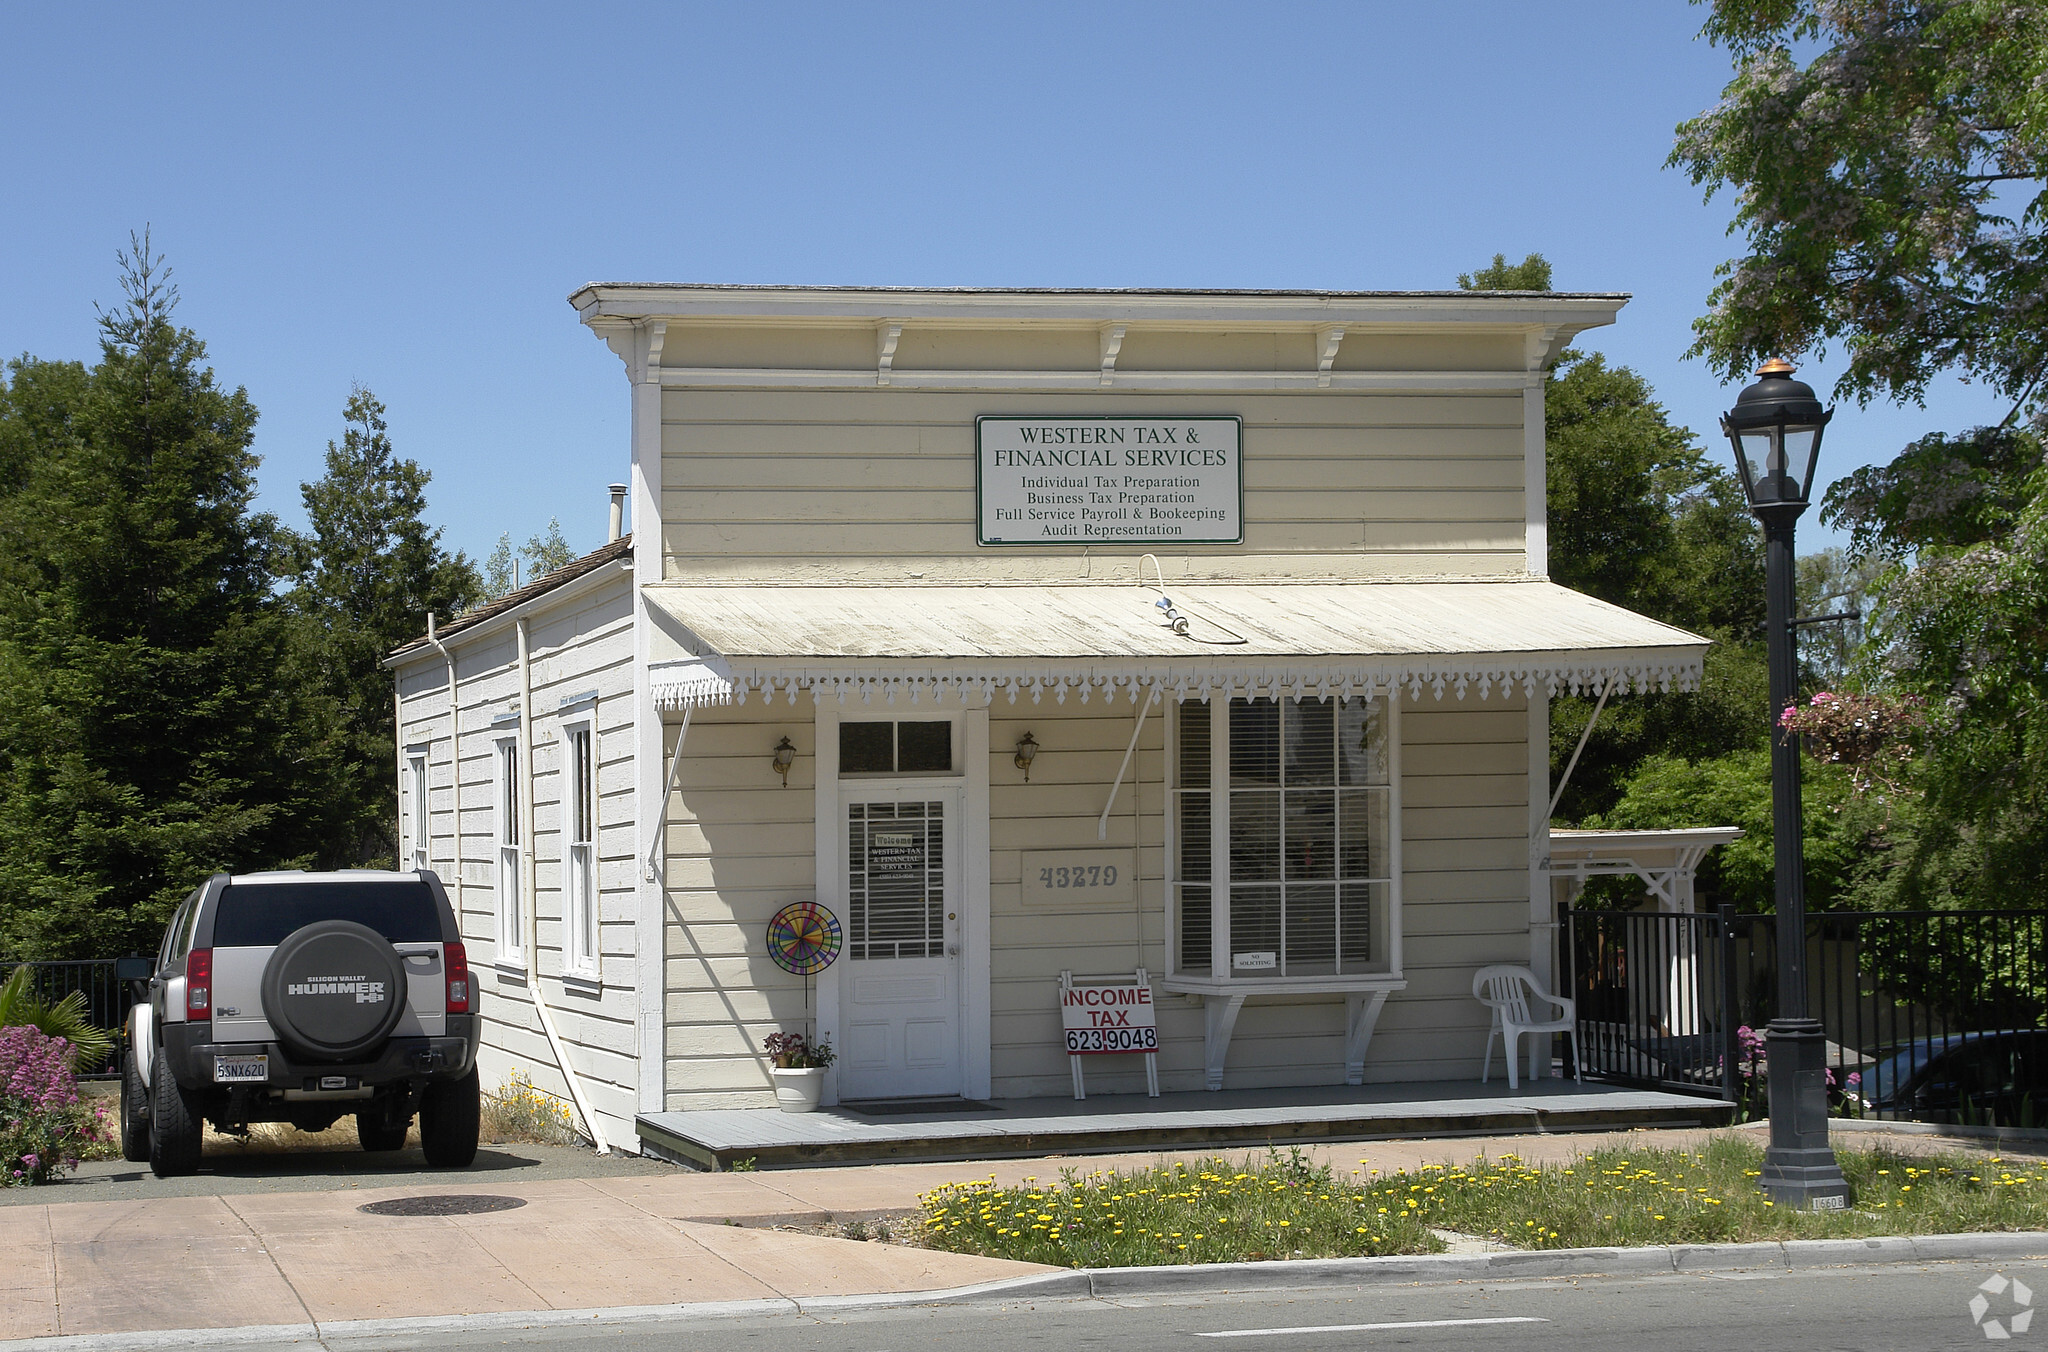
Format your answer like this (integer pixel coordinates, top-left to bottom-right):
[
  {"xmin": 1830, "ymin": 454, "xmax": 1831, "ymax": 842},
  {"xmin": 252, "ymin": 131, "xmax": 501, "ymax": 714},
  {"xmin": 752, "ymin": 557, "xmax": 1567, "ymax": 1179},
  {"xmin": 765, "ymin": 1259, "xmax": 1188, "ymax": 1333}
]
[
  {"xmin": 976, "ymin": 416, "xmax": 1243, "ymax": 546},
  {"xmin": 1021, "ymin": 849, "xmax": 1137, "ymax": 909},
  {"xmin": 1060, "ymin": 981, "xmax": 1158, "ymax": 1054}
]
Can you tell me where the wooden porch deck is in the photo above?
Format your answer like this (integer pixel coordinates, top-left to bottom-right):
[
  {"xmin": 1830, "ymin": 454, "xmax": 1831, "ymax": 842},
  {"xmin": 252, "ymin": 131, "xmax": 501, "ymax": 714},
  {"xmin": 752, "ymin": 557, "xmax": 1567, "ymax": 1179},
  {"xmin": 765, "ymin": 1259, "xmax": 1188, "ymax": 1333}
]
[{"xmin": 636, "ymin": 1078, "xmax": 1733, "ymax": 1170}]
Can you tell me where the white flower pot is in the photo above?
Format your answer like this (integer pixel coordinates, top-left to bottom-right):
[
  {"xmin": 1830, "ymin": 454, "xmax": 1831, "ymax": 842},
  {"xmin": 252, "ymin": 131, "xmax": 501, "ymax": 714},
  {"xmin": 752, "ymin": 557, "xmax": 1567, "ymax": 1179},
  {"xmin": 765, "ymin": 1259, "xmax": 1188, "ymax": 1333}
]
[{"xmin": 771, "ymin": 1066, "xmax": 826, "ymax": 1113}]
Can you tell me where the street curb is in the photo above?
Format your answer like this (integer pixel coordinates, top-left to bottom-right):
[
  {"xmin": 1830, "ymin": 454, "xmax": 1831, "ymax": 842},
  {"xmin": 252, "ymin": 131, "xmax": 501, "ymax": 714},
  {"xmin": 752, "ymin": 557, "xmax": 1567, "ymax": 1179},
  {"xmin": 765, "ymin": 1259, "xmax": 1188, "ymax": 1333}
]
[
  {"xmin": 8, "ymin": 1231, "xmax": 2048, "ymax": 1350},
  {"xmin": 1829, "ymin": 1117, "xmax": 2048, "ymax": 1149}
]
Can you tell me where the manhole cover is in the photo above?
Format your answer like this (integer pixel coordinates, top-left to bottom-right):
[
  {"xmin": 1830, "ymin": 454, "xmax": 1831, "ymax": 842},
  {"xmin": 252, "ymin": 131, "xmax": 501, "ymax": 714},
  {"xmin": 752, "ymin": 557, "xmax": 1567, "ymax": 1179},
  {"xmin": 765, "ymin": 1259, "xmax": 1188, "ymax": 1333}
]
[{"xmin": 358, "ymin": 1194, "xmax": 527, "ymax": 1217}]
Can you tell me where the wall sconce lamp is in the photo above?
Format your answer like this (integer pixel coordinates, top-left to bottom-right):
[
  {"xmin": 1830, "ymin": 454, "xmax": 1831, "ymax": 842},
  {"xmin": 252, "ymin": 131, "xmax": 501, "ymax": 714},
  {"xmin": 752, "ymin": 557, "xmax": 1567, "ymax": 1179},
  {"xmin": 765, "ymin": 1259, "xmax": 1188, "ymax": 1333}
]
[
  {"xmin": 771, "ymin": 736, "xmax": 797, "ymax": 787},
  {"xmin": 1013, "ymin": 731, "xmax": 1040, "ymax": 782}
]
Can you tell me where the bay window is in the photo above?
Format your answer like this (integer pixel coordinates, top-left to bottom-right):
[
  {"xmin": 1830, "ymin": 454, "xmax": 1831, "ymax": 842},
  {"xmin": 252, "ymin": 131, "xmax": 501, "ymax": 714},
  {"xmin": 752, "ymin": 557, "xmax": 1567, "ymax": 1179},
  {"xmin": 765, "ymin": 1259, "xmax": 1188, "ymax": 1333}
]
[{"xmin": 1171, "ymin": 694, "xmax": 1399, "ymax": 985}]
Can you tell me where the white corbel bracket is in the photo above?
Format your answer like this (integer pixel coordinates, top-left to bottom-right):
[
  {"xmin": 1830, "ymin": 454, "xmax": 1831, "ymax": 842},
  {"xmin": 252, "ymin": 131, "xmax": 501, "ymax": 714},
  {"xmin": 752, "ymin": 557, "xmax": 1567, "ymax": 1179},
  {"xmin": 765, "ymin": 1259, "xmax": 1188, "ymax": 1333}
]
[
  {"xmin": 591, "ymin": 318, "xmax": 667, "ymax": 384},
  {"xmin": 1099, "ymin": 323, "xmax": 1128, "ymax": 386},
  {"xmin": 1525, "ymin": 325, "xmax": 1563, "ymax": 382},
  {"xmin": 1315, "ymin": 325, "xmax": 1346, "ymax": 387},
  {"xmin": 877, "ymin": 322, "xmax": 904, "ymax": 386}
]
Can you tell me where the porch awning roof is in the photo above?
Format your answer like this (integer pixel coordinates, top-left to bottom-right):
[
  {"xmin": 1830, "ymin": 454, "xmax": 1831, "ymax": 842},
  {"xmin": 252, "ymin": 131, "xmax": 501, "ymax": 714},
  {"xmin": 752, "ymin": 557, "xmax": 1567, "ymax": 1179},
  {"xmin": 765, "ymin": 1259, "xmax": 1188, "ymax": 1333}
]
[{"xmin": 643, "ymin": 580, "xmax": 1708, "ymax": 709}]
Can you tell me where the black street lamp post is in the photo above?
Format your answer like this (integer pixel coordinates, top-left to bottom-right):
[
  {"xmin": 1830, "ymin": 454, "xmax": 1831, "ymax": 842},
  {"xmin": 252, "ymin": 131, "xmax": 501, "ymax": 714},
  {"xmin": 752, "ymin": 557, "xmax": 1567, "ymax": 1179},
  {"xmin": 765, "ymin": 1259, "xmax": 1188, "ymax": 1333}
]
[{"xmin": 1721, "ymin": 360, "xmax": 1853, "ymax": 1211}]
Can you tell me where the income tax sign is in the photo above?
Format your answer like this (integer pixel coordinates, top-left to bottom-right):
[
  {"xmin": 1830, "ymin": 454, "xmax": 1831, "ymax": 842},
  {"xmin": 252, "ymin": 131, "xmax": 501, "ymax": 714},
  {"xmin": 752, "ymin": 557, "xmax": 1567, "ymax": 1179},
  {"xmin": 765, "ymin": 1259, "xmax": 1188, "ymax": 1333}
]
[
  {"xmin": 1060, "ymin": 983, "xmax": 1159, "ymax": 1055},
  {"xmin": 976, "ymin": 416, "xmax": 1243, "ymax": 545}
]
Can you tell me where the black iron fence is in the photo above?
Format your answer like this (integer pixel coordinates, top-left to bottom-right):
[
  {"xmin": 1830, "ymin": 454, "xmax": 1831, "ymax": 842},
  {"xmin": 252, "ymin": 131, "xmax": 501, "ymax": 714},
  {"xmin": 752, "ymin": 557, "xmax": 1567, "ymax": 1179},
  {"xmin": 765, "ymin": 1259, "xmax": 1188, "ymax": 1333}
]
[
  {"xmin": 0, "ymin": 958, "xmax": 134, "ymax": 1077},
  {"xmin": 1561, "ymin": 907, "xmax": 2048, "ymax": 1126}
]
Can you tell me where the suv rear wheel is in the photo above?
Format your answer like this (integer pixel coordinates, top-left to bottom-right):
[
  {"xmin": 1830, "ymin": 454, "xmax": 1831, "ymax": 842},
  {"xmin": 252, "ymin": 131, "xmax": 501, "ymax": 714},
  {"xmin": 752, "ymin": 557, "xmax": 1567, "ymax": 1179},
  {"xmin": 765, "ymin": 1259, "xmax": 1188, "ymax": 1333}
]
[
  {"xmin": 148, "ymin": 1051, "xmax": 204, "ymax": 1177},
  {"xmin": 118, "ymin": 1047, "xmax": 150, "ymax": 1163},
  {"xmin": 419, "ymin": 1068, "xmax": 480, "ymax": 1167},
  {"xmin": 356, "ymin": 1112, "xmax": 411, "ymax": 1152}
]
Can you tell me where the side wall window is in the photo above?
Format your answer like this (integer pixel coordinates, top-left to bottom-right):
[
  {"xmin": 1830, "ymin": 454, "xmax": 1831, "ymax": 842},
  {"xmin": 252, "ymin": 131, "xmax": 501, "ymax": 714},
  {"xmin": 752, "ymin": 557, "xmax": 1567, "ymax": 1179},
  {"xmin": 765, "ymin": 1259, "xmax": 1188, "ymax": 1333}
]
[
  {"xmin": 562, "ymin": 718, "xmax": 599, "ymax": 978},
  {"xmin": 407, "ymin": 752, "xmax": 430, "ymax": 872},
  {"xmin": 494, "ymin": 733, "xmax": 524, "ymax": 967}
]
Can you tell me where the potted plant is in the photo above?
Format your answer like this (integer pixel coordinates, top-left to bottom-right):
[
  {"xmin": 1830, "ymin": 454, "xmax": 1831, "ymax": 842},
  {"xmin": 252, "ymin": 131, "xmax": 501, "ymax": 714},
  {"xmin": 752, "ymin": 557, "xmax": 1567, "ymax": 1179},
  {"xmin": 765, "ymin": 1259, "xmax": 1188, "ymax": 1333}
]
[{"xmin": 763, "ymin": 1032, "xmax": 836, "ymax": 1113}]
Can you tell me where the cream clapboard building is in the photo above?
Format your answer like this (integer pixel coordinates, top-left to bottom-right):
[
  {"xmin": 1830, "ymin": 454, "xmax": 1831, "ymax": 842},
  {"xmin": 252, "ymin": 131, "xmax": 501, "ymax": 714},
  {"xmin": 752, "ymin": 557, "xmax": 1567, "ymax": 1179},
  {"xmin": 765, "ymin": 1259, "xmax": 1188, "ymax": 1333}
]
[{"xmin": 388, "ymin": 285, "xmax": 1707, "ymax": 1154}]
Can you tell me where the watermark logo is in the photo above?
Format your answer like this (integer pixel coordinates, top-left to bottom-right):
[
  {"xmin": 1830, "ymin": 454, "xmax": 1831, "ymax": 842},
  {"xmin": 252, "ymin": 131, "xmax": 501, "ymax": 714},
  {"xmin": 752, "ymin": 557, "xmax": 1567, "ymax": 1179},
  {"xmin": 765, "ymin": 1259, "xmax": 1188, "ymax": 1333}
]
[{"xmin": 1971, "ymin": 1273, "xmax": 2035, "ymax": 1340}]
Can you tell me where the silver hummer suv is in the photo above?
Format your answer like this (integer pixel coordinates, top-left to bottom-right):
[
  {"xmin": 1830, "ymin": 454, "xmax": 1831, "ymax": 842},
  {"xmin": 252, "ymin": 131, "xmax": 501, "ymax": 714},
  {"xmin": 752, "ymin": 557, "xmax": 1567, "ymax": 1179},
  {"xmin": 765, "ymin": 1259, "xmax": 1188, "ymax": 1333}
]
[{"xmin": 116, "ymin": 869, "xmax": 481, "ymax": 1177}]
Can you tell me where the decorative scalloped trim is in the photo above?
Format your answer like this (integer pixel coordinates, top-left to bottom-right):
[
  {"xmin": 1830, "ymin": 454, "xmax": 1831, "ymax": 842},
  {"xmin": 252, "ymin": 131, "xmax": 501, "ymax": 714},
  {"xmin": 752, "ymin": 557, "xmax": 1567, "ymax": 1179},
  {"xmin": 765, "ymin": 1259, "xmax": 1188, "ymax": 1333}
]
[{"xmin": 648, "ymin": 655, "xmax": 1701, "ymax": 711}]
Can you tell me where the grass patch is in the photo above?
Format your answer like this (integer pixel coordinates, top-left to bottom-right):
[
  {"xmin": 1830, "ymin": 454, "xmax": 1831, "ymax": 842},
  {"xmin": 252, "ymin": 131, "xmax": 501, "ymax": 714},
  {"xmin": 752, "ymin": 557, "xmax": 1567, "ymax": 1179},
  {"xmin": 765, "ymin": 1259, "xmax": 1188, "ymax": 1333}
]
[
  {"xmin": 918, "ymin": 1138, "xmax": 2048, "ymax": 1268},
  {"xmin": 920, "ymin": 1147, "xmax": 1443, "ymax": 1267}
]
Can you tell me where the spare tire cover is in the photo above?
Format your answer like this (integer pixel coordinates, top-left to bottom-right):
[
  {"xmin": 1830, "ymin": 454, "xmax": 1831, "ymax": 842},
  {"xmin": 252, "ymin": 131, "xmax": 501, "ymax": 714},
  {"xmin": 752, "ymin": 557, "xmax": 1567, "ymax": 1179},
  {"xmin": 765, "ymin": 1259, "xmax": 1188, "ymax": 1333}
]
[{"xmin": 260, "ymin": 921, "xmax": 408, "ymax": 1061}]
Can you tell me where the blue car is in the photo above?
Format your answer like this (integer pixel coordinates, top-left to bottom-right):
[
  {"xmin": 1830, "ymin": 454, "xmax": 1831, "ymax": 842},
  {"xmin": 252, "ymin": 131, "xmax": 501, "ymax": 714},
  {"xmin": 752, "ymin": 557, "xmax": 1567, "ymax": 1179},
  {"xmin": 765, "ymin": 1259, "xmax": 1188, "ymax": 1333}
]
[{"xmin": 1852, "ymin": 1030, "xmax": 2048, "ymax": 1126}]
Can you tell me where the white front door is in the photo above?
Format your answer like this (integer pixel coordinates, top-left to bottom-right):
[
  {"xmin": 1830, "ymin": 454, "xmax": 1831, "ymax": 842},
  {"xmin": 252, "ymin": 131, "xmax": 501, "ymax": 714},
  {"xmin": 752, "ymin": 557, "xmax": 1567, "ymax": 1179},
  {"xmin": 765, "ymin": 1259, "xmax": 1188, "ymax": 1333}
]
[{"xmin": 836, "ymin": 788, "xmax": 962, "ymax": 1099}]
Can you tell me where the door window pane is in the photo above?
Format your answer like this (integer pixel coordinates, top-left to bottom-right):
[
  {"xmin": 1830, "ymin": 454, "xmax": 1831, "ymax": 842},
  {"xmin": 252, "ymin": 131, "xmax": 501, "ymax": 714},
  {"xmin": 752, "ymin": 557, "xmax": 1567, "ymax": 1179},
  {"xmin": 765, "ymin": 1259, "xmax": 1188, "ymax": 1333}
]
[
  {"xmin": 897, "ymin": 721, "xmax": 952, "ymax": 773},
  {"xmin": 840, "ymin": 722, "xmax": 893, "ymax": 773},
  {"xmin": 847, "ymin": 801, "xmax": 945, "ymax": 959}
]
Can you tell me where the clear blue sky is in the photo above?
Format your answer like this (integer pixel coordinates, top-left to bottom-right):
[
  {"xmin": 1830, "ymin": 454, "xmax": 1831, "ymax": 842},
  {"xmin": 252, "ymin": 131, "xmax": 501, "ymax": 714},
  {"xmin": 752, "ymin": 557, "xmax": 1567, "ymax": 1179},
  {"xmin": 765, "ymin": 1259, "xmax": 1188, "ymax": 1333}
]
[{"xmin": 2, "ymin": 2, "xmax": 2008, "ymax": 566}]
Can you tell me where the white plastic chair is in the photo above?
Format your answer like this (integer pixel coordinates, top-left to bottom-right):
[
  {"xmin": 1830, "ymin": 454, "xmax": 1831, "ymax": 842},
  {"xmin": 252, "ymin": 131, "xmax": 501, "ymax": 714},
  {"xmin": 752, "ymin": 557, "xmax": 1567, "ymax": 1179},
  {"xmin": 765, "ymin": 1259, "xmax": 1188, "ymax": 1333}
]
[{"xmin": 1473, "ymin": 964, "xmax": 1581, "ymax": 1090}]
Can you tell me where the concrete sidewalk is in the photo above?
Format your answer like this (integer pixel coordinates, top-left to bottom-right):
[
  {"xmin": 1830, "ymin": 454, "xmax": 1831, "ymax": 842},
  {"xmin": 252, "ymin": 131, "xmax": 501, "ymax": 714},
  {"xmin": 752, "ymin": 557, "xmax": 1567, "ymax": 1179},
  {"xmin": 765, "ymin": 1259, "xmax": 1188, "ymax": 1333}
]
[{"xmin": 0, "ymin": 1122, "xmax": 2030, "ymax": 1342}]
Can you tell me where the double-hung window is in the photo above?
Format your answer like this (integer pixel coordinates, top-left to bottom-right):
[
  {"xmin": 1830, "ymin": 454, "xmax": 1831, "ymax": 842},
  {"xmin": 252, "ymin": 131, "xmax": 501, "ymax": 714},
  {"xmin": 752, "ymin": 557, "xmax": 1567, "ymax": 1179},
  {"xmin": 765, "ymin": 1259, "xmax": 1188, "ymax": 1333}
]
[
  {"xmin": 406, "ymin": 751, "xmax": 429, "ymax": 872},
  {"xmin": 563, "ymin": 721, "xmax": 599, "ymax": 979},
  {"xmin": 495, "ymin": 734, "xmax": 524, "ymax": 967},
  {"xmin": 1171, "ymin": 695, "xmax": 1398, "ymax": 983}
]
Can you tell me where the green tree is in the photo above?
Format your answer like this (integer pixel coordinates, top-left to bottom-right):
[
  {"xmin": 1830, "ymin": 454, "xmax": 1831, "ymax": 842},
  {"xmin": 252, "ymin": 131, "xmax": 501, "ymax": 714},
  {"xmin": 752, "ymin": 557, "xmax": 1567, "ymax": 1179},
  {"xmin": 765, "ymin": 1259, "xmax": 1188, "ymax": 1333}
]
[
  {"xmin": 521, "ymin": 517, "xmax": 573, "ymax": 578},
  {"xmin": 0, "ymin": 233, "xmax": 333, "ymax": 957},
  {"xmin": 1460, "ymin": 253, "xmax": 1772, "ymax": 823},
  {"xmin": 482, "ymin": 531, "xmax": 516, "ymax": 600},
  {"xmin": 1671, "ymin": 1, "xmax": 2048, "ymax": 421},
  {"xmin": 1584, "ymin": 749, "xmax": 1871, "ymax": 913},
  {"xmin": 1458, "ymin": 252, "xmax": 1554, "ymax": 291},
  {"xmin": 282, "ymin": 387, "xmax": 480, "ymax": 868},
  {"xmin": 1795, "ymin": 546, "xmax": 1887, "ymax": 689}
]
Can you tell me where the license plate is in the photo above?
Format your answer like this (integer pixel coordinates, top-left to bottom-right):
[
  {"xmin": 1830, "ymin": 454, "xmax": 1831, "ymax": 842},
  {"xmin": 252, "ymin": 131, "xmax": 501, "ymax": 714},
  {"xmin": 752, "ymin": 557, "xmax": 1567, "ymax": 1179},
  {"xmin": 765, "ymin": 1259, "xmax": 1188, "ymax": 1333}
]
[{"xmin": 214, "ymin": 1054, "xmax": 268, "ymax": 1083}]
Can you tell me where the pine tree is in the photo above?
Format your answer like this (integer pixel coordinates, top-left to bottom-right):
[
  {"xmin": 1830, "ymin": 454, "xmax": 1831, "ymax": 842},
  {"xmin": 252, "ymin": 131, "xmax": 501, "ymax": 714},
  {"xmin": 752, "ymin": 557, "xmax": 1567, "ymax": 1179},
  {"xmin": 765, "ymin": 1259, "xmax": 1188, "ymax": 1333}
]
[
  {"xmin": 0, "ymin": 231, "xmax": 335, "ymax": 957},
  {"xmin": 283, "ymin": 386, "xmax": 480, "ymax": 868}
]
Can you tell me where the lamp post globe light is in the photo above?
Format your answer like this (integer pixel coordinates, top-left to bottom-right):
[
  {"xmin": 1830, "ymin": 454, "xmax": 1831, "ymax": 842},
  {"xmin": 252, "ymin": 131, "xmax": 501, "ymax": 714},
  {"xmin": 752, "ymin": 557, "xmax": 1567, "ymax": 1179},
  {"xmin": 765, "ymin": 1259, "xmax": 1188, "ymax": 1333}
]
[{"xmin": 1721, "ymin": 360, "xmax": 1852, "ymax": 1210}]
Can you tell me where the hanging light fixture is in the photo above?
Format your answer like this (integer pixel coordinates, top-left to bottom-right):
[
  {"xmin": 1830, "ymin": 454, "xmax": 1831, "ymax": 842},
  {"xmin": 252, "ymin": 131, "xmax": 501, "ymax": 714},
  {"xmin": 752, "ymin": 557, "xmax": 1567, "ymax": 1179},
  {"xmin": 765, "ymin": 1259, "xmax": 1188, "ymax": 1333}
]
[
  {"xmin": 771, "ymin": 736, "xmax": 796, "ymax": 787},
  {"xmin": 1013, "ymin": 731, "xmax": 1040, "ymax": 782}
]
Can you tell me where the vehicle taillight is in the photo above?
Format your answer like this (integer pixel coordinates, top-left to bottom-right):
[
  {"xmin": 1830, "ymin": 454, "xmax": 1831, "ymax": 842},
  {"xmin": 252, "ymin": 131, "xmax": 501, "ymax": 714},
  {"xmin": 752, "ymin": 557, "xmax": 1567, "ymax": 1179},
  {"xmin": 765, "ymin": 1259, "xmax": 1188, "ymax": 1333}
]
[
  {"xmin": 444, "ymin": 941, "xmax": 472, "ymax": 1014},
  {"xmin": 186, "ymin": 948, "xmax": 212, "ymax": 1016}
]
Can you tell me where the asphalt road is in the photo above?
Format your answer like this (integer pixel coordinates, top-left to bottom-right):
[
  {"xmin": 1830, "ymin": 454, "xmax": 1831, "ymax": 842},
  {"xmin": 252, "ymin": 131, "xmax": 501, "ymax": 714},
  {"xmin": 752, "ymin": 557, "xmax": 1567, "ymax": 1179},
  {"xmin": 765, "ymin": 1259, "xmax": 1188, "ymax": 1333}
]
[{"xmin": 184, "ymin": 1261, "xmax": 2044, "ymax": 1352}]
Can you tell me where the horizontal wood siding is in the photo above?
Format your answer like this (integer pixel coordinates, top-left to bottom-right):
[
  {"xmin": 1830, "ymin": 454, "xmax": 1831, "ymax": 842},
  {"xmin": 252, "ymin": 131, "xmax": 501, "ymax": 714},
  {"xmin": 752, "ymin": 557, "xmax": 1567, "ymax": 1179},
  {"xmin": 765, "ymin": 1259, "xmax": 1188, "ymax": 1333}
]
[
  {"xmin": 661, "ymin": 706, "xmax": 821, "ymax": 1110},
  {"xmin": 988, "ymin": 700, "xmax": 1174, "ymax": 1098},
  {"xmin": 1375, "ymin": 696, "xmax": 1533, "ymax": 1081},
  {"xmin": 659, "ymin": 389, "xmax": 1527, "ymax": 579},
  {"xmin": 392, "ymin": 575, "xmax": 641, "ymax": 1148}
]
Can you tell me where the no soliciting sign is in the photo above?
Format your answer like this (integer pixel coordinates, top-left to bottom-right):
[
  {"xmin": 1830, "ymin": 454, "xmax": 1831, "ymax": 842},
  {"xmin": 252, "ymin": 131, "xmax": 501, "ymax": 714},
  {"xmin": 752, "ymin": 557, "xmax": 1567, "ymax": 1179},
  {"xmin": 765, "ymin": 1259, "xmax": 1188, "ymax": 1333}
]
[{"xmin": 976, "ymin": 416, "xmax": 1243, "ymax": 545}]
